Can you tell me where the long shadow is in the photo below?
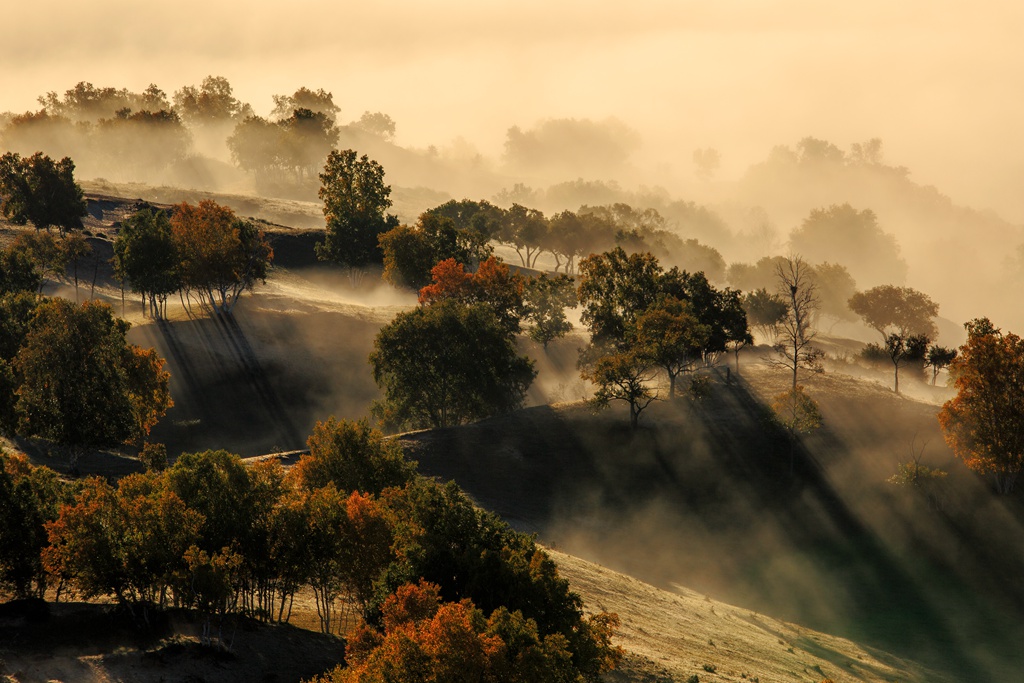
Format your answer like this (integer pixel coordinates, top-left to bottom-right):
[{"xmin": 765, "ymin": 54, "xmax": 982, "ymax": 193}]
[{"xmin": 714, "ymin": 374, "xmax": 997, "ymax": 680}]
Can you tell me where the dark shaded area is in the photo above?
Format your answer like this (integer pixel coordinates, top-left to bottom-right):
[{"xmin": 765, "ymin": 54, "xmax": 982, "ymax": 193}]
[
  {"xmin": 131, "ymin": 297, "xmax": 383, "ymax": 458},
  {"xmin": 401, "ymin": 369, "xmax": 1024, "ymax": 681}
]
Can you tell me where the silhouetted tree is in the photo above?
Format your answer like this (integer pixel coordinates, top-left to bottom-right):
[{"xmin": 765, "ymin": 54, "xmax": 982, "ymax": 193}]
[
  {"xmin": 773, "ymin": 256, "xmax": 822, "ymax": 389},
  {"xmin": 524, "ymin": 273, "xmax": 577, "ymax": 348},
  {"xmin": 848, "ymin": 284, "xmax": 939, "ymax": 344}
]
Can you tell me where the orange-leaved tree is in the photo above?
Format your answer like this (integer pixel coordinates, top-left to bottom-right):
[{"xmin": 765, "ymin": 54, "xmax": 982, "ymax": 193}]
[
  {"xmin": 938, "ymin": 318, "xmax": 1024, "ymax": 494},
  {"xmin": 418, "ymin": 256, "xmax": 525, "ymax": 335},
  {"xmin": 170, "ymin": 199, "xmax": 273, "ymax": 315}
]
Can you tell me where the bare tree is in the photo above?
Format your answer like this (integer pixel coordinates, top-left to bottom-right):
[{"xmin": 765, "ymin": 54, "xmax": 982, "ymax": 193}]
[{"xmin": 772, "ymin": 255, "xmax": 822, "ymax": 389}]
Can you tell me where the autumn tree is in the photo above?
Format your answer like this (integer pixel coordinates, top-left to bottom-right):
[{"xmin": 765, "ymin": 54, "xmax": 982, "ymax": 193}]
[
  {"xmin": 0, "ymin": 151, "xmax": 87, "ymax": 234},
  {"xmin": 773, "ymin": 256, "xmax": 822, "ymax": 389},
  {"xmin": 370, "ymin": 300, "xmax": 535, "ymax": 430},
  {"xmin": 418, "ymin": 257, "xmax": 526, "ymax": 336},
  {"xmin": 317, "ymin": 149, "xmax": 399, "ymax": 281},
  {"xmin": 170, "ymin": 200, "xmax": 273, "ymax": 315},
  {"xmin": 938, "ymin": 318, "xmax": 1024, "ymax": 494},
  {"xmin": 523, "ymin": 273, "xmax": 577, "ymax": 348},
  {"xmin": 14, "ymin": 299, "xmax": 172, "ymax": 466},
  {"xmin": 379, "ymin": 213, "xmax": 476, "ymax": 290}
]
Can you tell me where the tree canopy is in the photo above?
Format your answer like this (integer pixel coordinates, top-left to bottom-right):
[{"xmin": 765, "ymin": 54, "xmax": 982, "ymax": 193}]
[
  {"xmin": 370, "ymin": 300, "xmax": 535, "ymax": 431},
  {"xmin": 13, "ymin": 299, "xmax": 172, "ymax": 458},
  {"xmin": 317, "ymin": 150, "xmax": 399, "ymax": 276},
  {"xmin": 848, "ymin": 284, "xmax": 939, "ymax": 343},
  {"xmin": 0, "ymin": 152, "xmax": 86, "ymax": 234},
  {"xmin": 938, "ymin": 318, "xmax": 1024, "ymax": 494}
]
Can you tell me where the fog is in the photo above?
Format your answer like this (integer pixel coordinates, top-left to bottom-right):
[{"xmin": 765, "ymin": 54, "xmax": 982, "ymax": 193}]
[{"xmin": 3, "ymin": 2, "xmax": 1023, "ymax": 214}]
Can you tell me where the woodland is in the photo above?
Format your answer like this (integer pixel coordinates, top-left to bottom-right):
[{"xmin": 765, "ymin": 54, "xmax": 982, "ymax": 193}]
[{"xmin": 1, "ymin": 77, "xmax": 1023, "ymax": 683}]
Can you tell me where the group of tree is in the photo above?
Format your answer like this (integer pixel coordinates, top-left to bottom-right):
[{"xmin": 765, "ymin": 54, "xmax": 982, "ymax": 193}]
[
  {"xmin": 370, "ymin": 256, "xmax": 538, "ymax": 431},
  {"xmin": 0, "ymin": 260, "xmax": 172, "ymax": 468},
  {"xmin": 112, "ymin": 200, "xmax": 273, "ymax": 317},
  {"xmin": 0, "ymin": 151, "xmax": 87, "ymax": 235},
  {"xmin": 575, "ymin": 247, "xmax": 750, "ymax": 428},
  {"xmin": 0, "ymin": 419, "xmax": 621, "ymax": 680}
]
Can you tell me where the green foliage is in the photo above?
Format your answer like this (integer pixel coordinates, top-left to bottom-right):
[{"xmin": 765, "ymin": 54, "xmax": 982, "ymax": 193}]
[
  {"xmin": 14, "ymin": 299, "xmax": 172, "ymax": 456},
  {"xmin": 0, "ymin": 453, "xmax": 69, "ymax": 598},
  {"xmin": 370, "ymin": 300, "xmax": 535, "ymax": 430},
  {"xmin": 112, "ymin": 207, "xmax": 179, "ymax": 317},
  {"xmin": 524, "ymin": 273, "xmax": 577, "ymax": 348},
  {"xmin": 379, "ymin": 212, "xmax": 477, "ymax": 290},
  {"xmin": 0, "ymin": 151, "xmax": 86, "ymax": 234},
  {"xmin": 317, "ymin": 149, "xmax": 399, "ymax": 273},
  {"xmin": 580, "ymin": 344, "xmax": 658, "ymax": 429},
  {"xmin": 743, "ymin": 287, "xmax": 788, "ymax": 343},
  {"xmin": 0, "ymin": 243, "xmax": 43, "ymax": 295},
  {"xmin": 295, "ymin": 417, "xmax": 416, "ymax": 495}
]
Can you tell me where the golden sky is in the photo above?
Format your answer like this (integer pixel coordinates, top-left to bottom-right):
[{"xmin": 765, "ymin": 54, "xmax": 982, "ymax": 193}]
[{"xmin": 3, "ymin": 1, "xmax": 1023, "ymax": 217}]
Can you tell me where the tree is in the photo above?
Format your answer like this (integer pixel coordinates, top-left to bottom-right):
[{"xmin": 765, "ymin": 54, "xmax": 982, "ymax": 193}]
[
  {"xmin": 379, "ymin": 213, "xmax": 476, "ymax": 290},
  {"xmin": 523, "ymin": 274, "xmax": 577, "ymax": 348},
  {"xmin": 580, "ymin": 346, "xmax": 657, "ymax": 430},
  {"xmin": 170, "ymin": 200, "xmax": 273, "ymax": 315},
  {"xmin": 112, "ymin": 207, "xmax": 180, "ymax": 318},
  {"xmin": 498, "ymin": 204, "xmax": 548, "ymax": 269},
  {"xmin": 0, "ymin": 453, "xmax": 68, "ymax": 598},
  {"xmin": 811, "ymin": 262, "xmax": 857, "ymax": 330},
  {"xmin": 631, "ymin": 297, "xmax": 709, "ymax": 398},
  {"xmin": 370, "ymin": 300, "xmax": 536, "ymax": 431},
  {"xmin": 789, "ymin": 204, "xmax": 907, "ymax": 286},
  {"xmin": 0, "ymin": 242, "xmax": 42, "ymax": 295},
  {"xmin": 743, "ymin": 288, "xmax": 787, "ymax": 344},
  {"xmin": 926, "ymin": 345, "xmax": 957, "ymax": 386},
  {"xmin": 353, "ymin": 111, "xmax": 396, "ymax": 141},
  {"xmin": 294, "ymin": 418, "xmax": 416, "ymax": 495},
  {"xmin": 938, "ymin": 318, "xmax": 1024, "ymax": 494},
  {"xmin": 693, "ymin": 147, "xmax": 720, "ymax": 181},
  {"xmin": 773, "ymin": 256, "xmax": 822, "ymax": 389},
  {"xmin": 271, "ymin": 87, "xmax": 340, "ymax": 123},
  {"xmin": 577, "ymin": 247, "xmax": 665, "ymax": 345},
  {"xmin": 317, "ymin": 149, "xmax": 399, "ymax": 281},
  {"xmin": 0, "ymin": 152, "xmax": 87, "ymax": 234},
  {"xmin": 771, "ymin": 386, "xmax": 823, "ymax": 474},
  {"xmin": 227, "ymin": 115, "xmax": 286, "ymax": 182},
  {"xmin": 418, "ymin": 257, "xmax": 526, "ymax": 336},
  {"xmin": 279, "ymin": 108, "xmax": 340, "ymax": 181},
  {"xmin": 883, "ymin": 332, "xmax": 930, "ymax": 395},
  {"xmin": 848, "ymin": 284, "xmax": 939, "ymax": 344},
  {"xmin": 172, "ymin": 76, "xmax": 253, "ymax": 125},
  {"xmin": 14, "ymin": 300, "xmax": 172, "ymax": 465}
]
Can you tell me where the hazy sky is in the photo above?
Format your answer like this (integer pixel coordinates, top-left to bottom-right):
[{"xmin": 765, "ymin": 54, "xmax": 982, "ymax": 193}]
[{"xmin": 4, "ymin": 1, "xmax": 1023, "ymax": 218}]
